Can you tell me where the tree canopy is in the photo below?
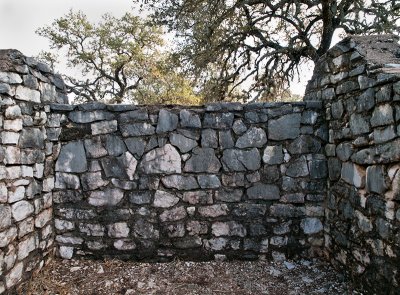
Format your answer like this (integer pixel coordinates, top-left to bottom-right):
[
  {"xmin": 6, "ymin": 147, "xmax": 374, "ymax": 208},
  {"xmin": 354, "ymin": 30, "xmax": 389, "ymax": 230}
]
[
  {"xmin": 37, "ymin": 10, "xmax": 203, "ymax": 105},
  {"xmin": 143, "ymin": 0, "xmax": 400, "ymax": 101}
]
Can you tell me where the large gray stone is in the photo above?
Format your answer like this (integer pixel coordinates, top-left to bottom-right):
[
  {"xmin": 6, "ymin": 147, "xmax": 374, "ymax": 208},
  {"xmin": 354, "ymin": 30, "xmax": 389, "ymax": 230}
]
[
  {"xmin": 101, "ymin": 157, "xmax": 128, "ymax": 179},
  {"xmin": 15, "ymin": 86, "xmax": 40, "ymax": 103},
  {"xmin": 203, "ymin": 113, "xmax": 234, "ymax": 129},
  {"xmin": 140, "ymin": 144, "xmax": 181, "ymax": 174},
  {"xmin": 161, "ymin": 175, "xmax": 199, "ymax": 190},
  {"xmin": 301, "ymin": 218, "xmax": 323, "ymax": 234},
  {"xmin": 366, "ymin": 165, "xmax": 387, "ymax": 194},
  {"xmin": 55, "ymin": 141, "xmax": 88, "ymax": 173},
  {"xmin": 197, "ymin": 175, "xmax": 221, "ymax": 189},
  {"xmin": 341, "ymin": 162, "xmax": 365, "ymax": 188},
  {"xmin": 19, "ymin": 128, "xmax": 45, "ymax": 149},
  {"xmin": 236, "ymin": 127, "xmax": 267, "ymax": 148},
  {"xmin": 182, "ymin": 191, "xmax": 213, "ymax": 205},
  {"xmin": 169, "ymin": 133, "xmax": 197, "ymax": 153},
  {"xmin": 0, "ymin": 72, "xmax": 22, "ymax": 84},
  {"xmin": 153, "ymin": 190, "xmax": 179, "ymax": 208},
  {"xmin": 120, "ymin": 123, "xmax": 155, "ymax": 137},
  {"xmin": 215, "ymin": 188, "xmax": 242, "ymax": 202},
  {"xmin": 232, "ymin": 120, "xmax": 247, "ymax": 135},
  {"xmin": 201, "ymin": 129, "xmax": 218, "ymax": 148},
  {"xmin": 180, "ymin": 110, "xmax": 201, "ymax": 128},
  {"xmin": 218, "ymin": 130, "xmax": 234, "ymax": 149},
  {"xmin": 156, "ymin": 109, "xmax": 178, "ymax": 133},
  {"xmin": 263, "ymin": 145, "xmax": 283, "ymax": 165},
  {"xmin": 286, "ymin": 156, "xmax": 309, "ymax": 178},
  {"xmin": 68, "ymin": 111, "xmax": 113, "ymax": 123},
  {"xmin": 268, "ymin": 114, "xmax": 301, "ymax": 140},
  {"xmin": 212, "ymin": 221, "xmax": 246, "ymax": 237},
  {"xmin": 88, "ymin": 188, "xmax": 124, "ymax": 206},
  {"xmin": 91, "ymin": 120, "xmax": 118, "ymax": 135},
  {"xmin": 336, "ymin": 142, "xmax": 353, "ymax": 161},
  {"xmin": 351, "ymin": 139, "xmax": 400, "ymax": 164},
  {"xmin": 373, "ymin": 126, "xmax": 396, "ymax": 144},
  {"xmin": 308, "ymin": 159, "xmax": 328, "ymax": 179},
  {"xmin": 0, "ymin": 205, "xmax": 11, "ymax": 230},
  {"xmin": 55, "ymin": 172, "xmax": 81, "ymax": 189},
  {"xmin": 125, "ymin": 137, "xmax": 146, "ymax": 158},
  {"xmin": 118, "ymin": 109, "xmax": 148, "ymax": 123},
  {"xmin": 222, "ymin": 148, "xmax": 261, "ymax": 171},
  {"xmin": 184, "ymin": 147, "xmax": 221, "ymax": 173},
  {"xmin": 350, "ymin": 113, "xmax": 370, "ymax": 135},
  {"xmin": 287, "ymin": 135, "xmax": 321, "ymax": 154},
  {"xmin": 129, "ymin": 192, "xmax": 152, "ymax": 205},
  {"xmin": 81, "ymin": 172, "xmax": 109, "ymax": 191},
  {"xmin": 356, "ymin": 88, "xmax": 375, "ymax": 112},
  {"xmin": 11, "ymin": 201, "xmax": 34, "ymax": 221},
  {"xmin": 105, "ymin": 135, "xmax": 126, "ymax": 156},
  {"xmin": 84, "ymin": 137, "xmax": 107, "ymax": 158},
  {"xmin": 247, "ymin": 184, "xmax": 280, "ymax": 200},
  {"xmin": 371, "ymin": 104, "xmax": 394, "ymax": 127}
]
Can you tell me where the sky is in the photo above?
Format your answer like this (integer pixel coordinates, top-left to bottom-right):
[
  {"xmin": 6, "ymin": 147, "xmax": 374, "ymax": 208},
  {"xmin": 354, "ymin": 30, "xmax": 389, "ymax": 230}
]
[{"xmin": 0, "ymin": 0, "xmax": 314, "ymax": 96}]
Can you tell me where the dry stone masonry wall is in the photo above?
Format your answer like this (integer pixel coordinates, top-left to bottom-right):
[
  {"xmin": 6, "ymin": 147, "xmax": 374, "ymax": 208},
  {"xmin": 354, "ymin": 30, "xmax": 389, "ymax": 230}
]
[
  {"xmin": 51, "ymin": 101, "xmax": 326, "ymax": 262},
  {"xmin": 0, "ymin": 50, "xmax": 67, "ymax": 294},
  {"xmin": 305, "ymin": 35, "xmax": 400, "ymax": 294},
  {"xmin": 1, "ymin": 35, "xmax": 400, "ymax": 294}
]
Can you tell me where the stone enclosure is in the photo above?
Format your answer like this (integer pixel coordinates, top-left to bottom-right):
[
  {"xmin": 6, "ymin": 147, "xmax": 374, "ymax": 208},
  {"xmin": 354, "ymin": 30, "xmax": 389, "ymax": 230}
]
[{"xmin": 0, "ymin": 35, "xmax": 399, "ymax": 294}]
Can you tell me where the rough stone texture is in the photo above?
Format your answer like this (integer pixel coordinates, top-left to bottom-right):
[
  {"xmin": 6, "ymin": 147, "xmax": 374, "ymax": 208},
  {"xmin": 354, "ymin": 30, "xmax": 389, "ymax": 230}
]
[
  {"xmin": 305, "ymin": 35, "xmax": 400, "ymax": 294},
  {"xmin": 140, "ymin": 144, "xmax": 181, "ymax": 174}
]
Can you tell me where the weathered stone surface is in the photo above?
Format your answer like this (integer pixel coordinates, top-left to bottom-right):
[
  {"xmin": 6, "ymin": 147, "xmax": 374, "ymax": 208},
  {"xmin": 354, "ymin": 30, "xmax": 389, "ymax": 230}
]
[
  {"xmin": 0, "ymin": 226, "xmax": 17, "ymax": 247},
  {"xmin": 300, "ymin": 218, "xmax": 323, "ymax": 234},
  {"xmin": 5, "ymin": 105, "xmax": 21, "ymax": 119},
  {"xmin": 125, "ymin": 137, "xmax": 146, "ymax": 158},
  {"xmin": 19, "ymin": 128, "xmax": 45, "ymax": 149},
  {"xmin": 180, "ymin": 110, "xmax": 201, "ymax": 128},
  {"xmin": 366, "ymin": 165, "xmax": 387, "ymax": 194},
  {"xmin": 157, "ymin": 109, "xmax": 178, "ymax": 133},
  {"xmin": 288, "ymin": 135, "xmax": 321, "ymax": 154},
  {"xmin": 232, "ymin": 120, "xmax": 247, "ymax": 135},
  {"xmin": 270, "ymin": 204, "xmax": 304, "ymax": 217},
  {"xmin": 218, "ymin": 130, "xmax": 234, "ymax": 149},
  {"xmin": 222, "ymin": 148, "xmax": 261, "ymax": 171},
  {"xmin": 308, "ymin": 159, "xmax": 328, "ymax": 179},
  {"xmin": 11, "ymin": 200, "xmax": 34, "ymax": 221},
  {"xmin": 55, "ymin": 172, "xmax": 81, "ymax": 189},
  {"xmin": 212, "ymin": 221, "xmax": 246, "ymax": 237},
  {"xmin": 263, "ymin": 145, "xmax": 283, "ymax": 165},
  {"xmin": 201, "ymin": 129, "xmax": 218, "ymax": 148},
  {"xmin": 118, "ymin": 109, "xmax": 148, "ymax": 123},
  {"xmin": 121, "ymin": 123, "xmax": 155, "ymax": 137},
  {"xmin": 197, "ymin": 175, "xmax": 221, "ymax": 189},
  {"xmin": 286, "ymin": 156, "xmax": 309, "ymax": 177},
  {"xmin": 373, "ymin": 126, "xmax": 396, "ymax": 144},
  {"xmin": 169, "ymin": 133, "xmax": 197, "ymax": 153},
  {"xmin": 129, "ymin": 192, "xmax": 152, "ymax": 205},
  {"xmin": 341, "ymin": 162, "xmax": 365, "ymax": 188},
  {"xmin": 184, "ymin": 147, "xmax": 221, "ymax": 173},
  {"xmin": 134, "ymin": 219, "xmax": 159, "ymax": 239},
  {"xmin": 336, "ymin": 142, "xmax": 353, "ymax": 161},
  {"xmin": 153, "ymin": 190, "xmax": 179, "ymax": 208},
  {"xmin": 236, "ymin": 127, "xmax": 267, "ymax": 148},
  {"xmin": 0, "ymin": 72, "xmax": 22, "ymax": 84},
  {"xmin": 160, "ymin": 206, "xmax": 187, "ymax": 222},
  {"xmin": 247, "ymin": 184, "xmax": 280, "ymax": 200},
  {"xmin": 84, "ymin": 137, "xmax": 107, "ymax": 158},
  {"xmin": 268, "ymin": 114, "xmax": 301, "ymax": 140},
  {"xmin": 182, "ymin": 191, "xmax": 213, "ymax": 205},
  {"xmin": 140, "ymin": 144, "xmax": 181, "ymax": 174},
  {"xmin": 281, "ymin": 193, "xmax": 305, "ymax": 203},
  {"xmin": 15, "ymin": 86, "xmax": 40, "ymax": 103},
  {"xmin": 0, "ymin": 205, "xmax": 11, "ymax": 230},
  {"xmin": 371, "ymin": 104, "xmax": 394, "ymax": 127},
  {"xmin": 356, "ymin": 88, "xmax": 375, "ymax": 112},
  {"xmin": 203, "ymin": 113, "xmax": 234, "ymax": 129},
  {"xmin": 56, "ymin": 141, "xmax": 87, "ymax": 173},
  {"xmin": 69, "ymin": 111, "xmax": 113, "ymax": 123},
  {"xmin": 88, "ymin": 189, "xmax": 124, "ymax": 206},
  {"xmin": 91, "ymin": 120, "xmax": 118, "ymax": 135},
  {"xmin": 198, "ymin": 204, "xmax": 228, "ymax": 217},
  {"xmin": 215, "ymin": 188, "xmax": 242, "ymax": 202},
  {"xmin": 81, "ymin": 172, "xmax": 109, "ymax": 191},
  {"xmin": 105, "ymin": 135, "xmax": 126, "ymax": 156},
  {"xmin": 107, "ymin": 222, "xmax": 129, "ymax": 238},
  {"xmin": 161, "ymin": 175, "xmax": 199, "ymax": 190},
  {"xmin": 350, "ymin": 113, "xmax": 370, "ymax": 135},
  {"xmin": 5, "ymin": 262, "xmax": 23, "ymax": 288}
]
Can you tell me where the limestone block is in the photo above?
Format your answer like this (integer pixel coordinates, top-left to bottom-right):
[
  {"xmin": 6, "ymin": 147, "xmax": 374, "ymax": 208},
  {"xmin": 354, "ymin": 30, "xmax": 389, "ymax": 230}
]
[
  {"xmin": 140, "ymin": 144, "xmax": 181, "ymax": 174},
  {"xmin": 15, "ymin": 86, "xmax": 40, "ymax": 103},
  {"xmin": 11, "ymin": 201, "xmax": 34, "ymax": 221},
  {"xmin": 236, "ymin": 127, "xmax": 267, "ymax": 148}
]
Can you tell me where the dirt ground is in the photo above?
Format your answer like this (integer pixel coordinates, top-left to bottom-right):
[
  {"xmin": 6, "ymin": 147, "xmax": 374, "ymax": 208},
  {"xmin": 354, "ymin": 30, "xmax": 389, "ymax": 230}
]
[{"xmin": 20, "ymin": 257, "xmax": 363, "ymax": 295}]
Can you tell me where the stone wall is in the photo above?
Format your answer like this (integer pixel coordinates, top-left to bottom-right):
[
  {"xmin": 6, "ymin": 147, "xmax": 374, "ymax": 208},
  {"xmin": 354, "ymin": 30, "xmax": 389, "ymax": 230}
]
[
  {"xmin": 305, "ymin": 35, "xmax": 400, "ymax": 294},
  {"xmin": 0, "ymin": 50, "xmax": 67, "ymax": 293},
  {"xmin": 51, "ymin": 101, "xmax": 327, "ymax": 262}
]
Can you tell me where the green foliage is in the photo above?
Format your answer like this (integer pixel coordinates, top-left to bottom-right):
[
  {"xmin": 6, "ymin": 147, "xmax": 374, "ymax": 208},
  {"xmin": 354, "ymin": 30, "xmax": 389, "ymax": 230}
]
[{"xmin": 37, "ymin": 10, "xmax": 203, "ymax": 105}]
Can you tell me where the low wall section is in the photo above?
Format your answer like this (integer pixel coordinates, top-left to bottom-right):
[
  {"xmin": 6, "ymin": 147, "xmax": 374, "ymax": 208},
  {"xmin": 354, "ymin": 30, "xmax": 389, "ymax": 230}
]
[{"xmin": 51, "ymin": 101, "xmax": 326, "ymax": 261}]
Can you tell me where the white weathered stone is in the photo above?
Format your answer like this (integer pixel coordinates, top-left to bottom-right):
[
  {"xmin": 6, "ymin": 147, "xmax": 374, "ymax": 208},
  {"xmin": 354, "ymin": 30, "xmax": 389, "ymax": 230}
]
[
  {"xmin": 11, "ymin": 201, "xmax": 34, "ymax": 221},
  {"xmin": 59, "ymin": 246, "xmax": 74, "ymax": 259},
  {"xmin": 1, "ymin": 131, "xmax": 20, "ymax": 144},
  {"xmin": 0, "ymin": 227, "xmax": 17, "ymax": 247},
  {"xmin": 198, "ymin": 204, "xmax": 229, "ymax": 218},
  {"xmin": 8, "ymin": 186, "xmax": 25, "ymax": 203},
  {"xmin": 91, "ymin": 120, "xmax": 118, "ymax": 135},
  {"xmin": 123, "ymin": 151, "xmax": 137, "ymax": 180},
  {"xmin": 153, "ymin": 190, "xmax": 179, "ymax": 208},
  {"xmin": 140, "ymin": 144, "xmax": 181, "ymax": 174},
  {"xmin": 114, "ymin": 239, "xmax": 136, "ymax": 250},
  {"xmin": 341, "ymin": 162, "xmax": 365, "ymax": 188},
  {"xmin": 107, "ymin": 222, "xmax": 129, "ymax": 238},
  {"xmin": 34, "ymin": 163, "xmax": 44, "ymax": 178},
  {"xmin": 5, "ymin": 105, "xmax": 21, "ymax": 119},
  {"xmin": 6, "ymin": 166, "xmax": 21, "ymax": 179},
  {"xmin": 56, "ymin": 235, "xmax": 83, "ymax": 245},
  {"xmin": 4, "ymin": 146, "xmax": 20, "ymax": 165},
  {"xmin": 17, "ymin": 234, "xmax": 38, "ymax": 260},
  {"xmin": 15, "ymin": 86, "xmax": 41, "ymax": 103},
  {"xmin": 88, "ymin": 188, "xmax": 124, "ymax": 206},
  {"xmin": 5, "ymin": 262, "xmax": 23, "ymax": 288},
  {"xmin": 0, "ymin": 72, "xmax": 22, "ymax": 84},
  {"xmin": 3, "ymin": 119, "xmax": 23, "ymax": 131},
  {"xmin": 43, "ymin": 177, "xmax": 55, "ymax": 192},
  {"xmin": 55, "ymin": 172, "xmax": 80, "ymax": 190},
  {"xmin": 21, "ymin": 166, "xmax": 33, "ymax": 178},
  {"xmin": 0, "ymin": 182, "xmax": 8, "ymax": 203},
  {"xmin": 55, "ymin": 219, "xmax": 75, "ymax": 231},
  {"xmin": 35, "ymin": 208, "xmax": 52, "ymax": 228},
  {"xmin": 18, "ymin": 217, "xmax": 34, "ymax": 238},
  {"xmin": 0, "ymin": 204, "xmax": 12, "ymax": 230},
  {"xmin": 300, "ymin": 218, "xmax": 323, "ymax": 234}
]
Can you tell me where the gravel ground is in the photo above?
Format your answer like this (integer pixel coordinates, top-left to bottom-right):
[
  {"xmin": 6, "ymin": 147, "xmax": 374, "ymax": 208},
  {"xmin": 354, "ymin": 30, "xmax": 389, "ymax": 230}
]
[{"xmin": 21, "ymin": 258, "xmax": 362, "ymax": 295}]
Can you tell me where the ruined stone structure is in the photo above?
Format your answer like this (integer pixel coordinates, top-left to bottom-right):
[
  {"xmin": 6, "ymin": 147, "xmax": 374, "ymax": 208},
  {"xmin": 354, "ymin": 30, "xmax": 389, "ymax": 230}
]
[{"xmin": 0, "ymin": 35, "xmax": 399, "ymax": 294}]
